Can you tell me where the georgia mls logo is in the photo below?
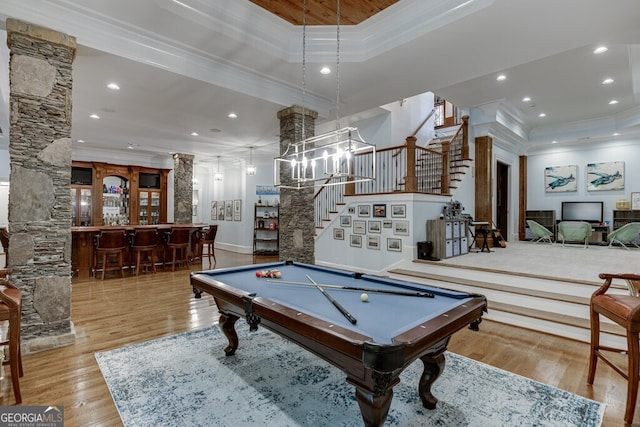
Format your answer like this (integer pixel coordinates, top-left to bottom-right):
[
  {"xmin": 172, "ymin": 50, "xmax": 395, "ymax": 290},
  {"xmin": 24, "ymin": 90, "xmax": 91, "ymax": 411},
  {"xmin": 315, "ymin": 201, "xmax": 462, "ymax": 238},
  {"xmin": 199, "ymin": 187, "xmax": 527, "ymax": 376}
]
[{"xmin": 0, "ymin": 405, "xmax": 64, "ymax": 427}]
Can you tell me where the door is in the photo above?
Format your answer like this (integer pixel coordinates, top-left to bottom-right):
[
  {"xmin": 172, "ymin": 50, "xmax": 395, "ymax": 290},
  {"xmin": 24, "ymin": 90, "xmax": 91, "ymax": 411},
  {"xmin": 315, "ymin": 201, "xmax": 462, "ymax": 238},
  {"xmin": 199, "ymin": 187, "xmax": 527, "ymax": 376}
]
[{"xmin": 496, "ymin": 161, "xmax": 509, "ymax": 240}]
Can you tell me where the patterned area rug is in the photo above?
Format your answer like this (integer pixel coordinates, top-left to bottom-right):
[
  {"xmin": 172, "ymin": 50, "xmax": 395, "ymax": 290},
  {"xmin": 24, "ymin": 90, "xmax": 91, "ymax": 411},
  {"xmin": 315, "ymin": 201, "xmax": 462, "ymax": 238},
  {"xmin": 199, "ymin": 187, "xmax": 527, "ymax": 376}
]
[{"xmin": 95, "ymin": 326, "xmax": 604, "ymax": 427}]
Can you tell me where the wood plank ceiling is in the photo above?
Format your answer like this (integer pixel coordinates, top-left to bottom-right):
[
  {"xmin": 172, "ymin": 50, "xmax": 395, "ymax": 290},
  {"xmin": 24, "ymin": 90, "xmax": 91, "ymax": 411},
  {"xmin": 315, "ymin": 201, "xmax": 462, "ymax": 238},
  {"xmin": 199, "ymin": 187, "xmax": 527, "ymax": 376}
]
[{"xmin": 249, "ymin": 0, "xmax": 399, "ymax": 26}]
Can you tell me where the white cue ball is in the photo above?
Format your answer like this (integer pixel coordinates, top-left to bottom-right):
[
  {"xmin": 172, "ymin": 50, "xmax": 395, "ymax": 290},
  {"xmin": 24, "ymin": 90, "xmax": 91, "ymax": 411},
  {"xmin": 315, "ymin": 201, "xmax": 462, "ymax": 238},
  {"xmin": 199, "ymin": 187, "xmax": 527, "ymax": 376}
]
[{"xmin": 360, "ymin": 293, "xmax": 369, "ymax": 302}]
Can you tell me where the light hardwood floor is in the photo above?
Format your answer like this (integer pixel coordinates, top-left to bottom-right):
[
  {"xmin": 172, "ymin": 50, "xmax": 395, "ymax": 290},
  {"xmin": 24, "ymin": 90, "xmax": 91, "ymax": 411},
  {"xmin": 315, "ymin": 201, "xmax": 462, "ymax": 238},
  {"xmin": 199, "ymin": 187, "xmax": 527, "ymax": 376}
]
[{"xmin": 3, "ymin": 250, "xmax": 632, "ymax": 426}]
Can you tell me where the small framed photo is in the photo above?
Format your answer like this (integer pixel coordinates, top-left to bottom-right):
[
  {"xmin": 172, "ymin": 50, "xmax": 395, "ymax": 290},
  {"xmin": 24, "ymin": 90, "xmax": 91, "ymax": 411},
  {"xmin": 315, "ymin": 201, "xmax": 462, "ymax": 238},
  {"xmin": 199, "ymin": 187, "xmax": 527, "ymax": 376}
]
[
  {"xmin": 367, "ymin": 235, "xmax": 380, "ymax": 250},
  {"xmin": 340, "ymin": 215, "xmax": 352, "ymax": 227},
  {"xmin": 393, "ymin": 220, "xmax": 409, "ymax": 235},
  {"xmin": 353, "ymin": 220, "xmax": 366, "ymax": 234},
  {"xmin": 211, "ymin": 201, "xmax": 217, "ymax": 220},
  {"xmin": 233, "ymin": 199, "xmax": 241, "ymax": 221},
  {"xmin": 350, "ymin": 234, "xmax": 362, "ymax": 248},
  {"xmin": 391, "ymin": 204, "xmax": 406, "ymax": 218},
  {"xmin": 358, "ymin": 205, "xmax": 370, "ymax": 217},
  {"xmin": 632, "ymin": 192, "xmax": 640, "ymax": 210},
  {"xmin": 368, "ymin": 220, "xmax": 381, "ymax": 234},
  {"xmin": 217, "ymin": 201, "xmax": 225, "ymax": 220},
  {"xmin": 373, "ymin": 204, "xmax": 386, "ymax": 217},
  {"xmin": 333, "ymin": 228, "xmax": 344, "ymax": 240},
  {"xmin": 387, "ymin": 238, "xmax": 402, "ymax": 252},
  {"xmin": 383, "ymin": 220, "xmax": 392, "ymax": 229},
  {"xmin": 225, "ymin": 200, "xmax": 233, "ymax": 221}
]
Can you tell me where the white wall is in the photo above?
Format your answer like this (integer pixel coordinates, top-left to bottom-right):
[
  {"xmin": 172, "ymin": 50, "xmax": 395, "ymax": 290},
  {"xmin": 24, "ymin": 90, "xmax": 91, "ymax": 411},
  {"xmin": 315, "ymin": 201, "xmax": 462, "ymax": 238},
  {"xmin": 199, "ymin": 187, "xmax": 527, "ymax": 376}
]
[
  {"xmin": 196, "ymin": 158, "xmax": 278, "ymax": 254},
  {"xmin": 526, "ymin": 139, "xmax": 640, "ymax": 225}
]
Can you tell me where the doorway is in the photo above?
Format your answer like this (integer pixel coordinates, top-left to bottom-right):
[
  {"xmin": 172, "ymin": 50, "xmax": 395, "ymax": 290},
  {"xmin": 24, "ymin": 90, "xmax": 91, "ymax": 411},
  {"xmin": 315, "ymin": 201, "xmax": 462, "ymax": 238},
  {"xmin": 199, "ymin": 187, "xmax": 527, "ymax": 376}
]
[{"xmin": 496, "ymin": 161, "xmax": 509, "ymax": 240}]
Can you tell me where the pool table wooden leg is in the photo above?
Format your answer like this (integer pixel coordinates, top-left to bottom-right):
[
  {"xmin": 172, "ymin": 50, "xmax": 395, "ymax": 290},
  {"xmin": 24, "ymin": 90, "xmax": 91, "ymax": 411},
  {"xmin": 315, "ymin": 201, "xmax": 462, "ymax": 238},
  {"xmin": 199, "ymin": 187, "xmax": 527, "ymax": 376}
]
[
  {"xmin": 418, "ymin": 351, "xmax": 446, "ymax": 409},
  {"xmin": 219, "ymin": 312, "xmax": 239, "ymax": 356},
  {"xmin": 354, "ymin": 386, "xmax": 393, "ymax": 427}
]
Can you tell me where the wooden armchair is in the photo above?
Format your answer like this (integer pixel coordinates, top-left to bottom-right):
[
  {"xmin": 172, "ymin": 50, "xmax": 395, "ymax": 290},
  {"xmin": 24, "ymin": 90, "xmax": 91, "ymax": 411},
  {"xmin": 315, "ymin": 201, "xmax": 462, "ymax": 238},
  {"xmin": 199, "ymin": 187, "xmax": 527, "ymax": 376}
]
[{"xmin": 588, "ymin": 273, "xmax": 640, "ymax": 425}]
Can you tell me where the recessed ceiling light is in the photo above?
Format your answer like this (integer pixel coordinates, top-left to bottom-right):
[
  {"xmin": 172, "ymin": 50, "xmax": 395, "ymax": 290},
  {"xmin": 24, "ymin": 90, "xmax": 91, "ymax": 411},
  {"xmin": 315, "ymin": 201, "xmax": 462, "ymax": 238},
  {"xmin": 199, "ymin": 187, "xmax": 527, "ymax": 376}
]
[
  {"xmin": 228, "ymin": 113, "xmax": 238, "ymax": 119},
  {"xmin": 613, "ymin": 132, "xmax": 620, "ymax": 136},
  {"xmin": 77, "ymin": 139, "xmax": 85, "ymax": 143},
  {"xmin": 522, "ymin": 97, "xmax": 531, "ymax": 102},
  {"xmin": 210, "ymin": 128, "xmax": 221, "ymax": 133},
  {"xmin": 190, "ymin": 132, "xmax": 199, "ymax": 136},
  {"xmin": 609, "ymin": 99, "xmax": 619, "ymax": 105},
  {"xmin": 320, "ymin": 67, "xmax": 331, "ymax": 75},
  {"xmin": 593, "ymin": 46, "xmax": 608, "ymax": 54},
  {"xmin": 552, "ymin": 140, "xmax": 557, "ymax": 144},
  {"xmin": 127, "ymin": 144, "xmax": 135, "ymax": 150},
  {"xmin": 496, "ymin": 74, "xmax": 506, "ymax": 81},
  {"xmin": 107, "ymin": 83, "xmax": 120, "ymax": 90},
  {"xmin": 538, "ymin": 113, "xmax": 546, "ymax": 118},
  {"xmin": 602, "ymin": 78, "xmax": 614, "ymax": 85},
  {"xmin": 89, "ymin": 114, "xmax": 100, "ymax": 119}
]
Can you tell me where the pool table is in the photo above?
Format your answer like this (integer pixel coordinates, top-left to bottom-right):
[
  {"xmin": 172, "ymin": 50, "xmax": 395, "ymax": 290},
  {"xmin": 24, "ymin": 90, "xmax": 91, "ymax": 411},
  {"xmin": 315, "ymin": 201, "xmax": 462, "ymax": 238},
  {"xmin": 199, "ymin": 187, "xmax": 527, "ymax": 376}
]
[{"xmin": 190, "ymin": 261, "xmax": 486, "ymax": 427}]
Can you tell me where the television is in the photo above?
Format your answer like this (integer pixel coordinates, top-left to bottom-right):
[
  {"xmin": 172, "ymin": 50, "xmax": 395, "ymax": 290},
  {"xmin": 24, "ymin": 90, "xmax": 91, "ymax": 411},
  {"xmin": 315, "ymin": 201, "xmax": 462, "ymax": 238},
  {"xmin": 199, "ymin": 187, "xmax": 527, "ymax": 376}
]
[
  {"xmin": 139, "ymin": 173, "xmax": 160, "ymax": 189},
  {"xmin": 561, "ymin": 201, "xmax": 603, "ymax": 223}
]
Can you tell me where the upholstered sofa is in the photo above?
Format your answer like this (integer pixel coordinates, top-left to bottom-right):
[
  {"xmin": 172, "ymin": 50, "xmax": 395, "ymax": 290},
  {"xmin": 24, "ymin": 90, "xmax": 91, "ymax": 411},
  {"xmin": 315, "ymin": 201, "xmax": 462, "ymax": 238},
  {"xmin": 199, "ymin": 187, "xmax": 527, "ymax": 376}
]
[{"xmin": 558, "ymin": 221, "xmax": 592, "ymax": 248}]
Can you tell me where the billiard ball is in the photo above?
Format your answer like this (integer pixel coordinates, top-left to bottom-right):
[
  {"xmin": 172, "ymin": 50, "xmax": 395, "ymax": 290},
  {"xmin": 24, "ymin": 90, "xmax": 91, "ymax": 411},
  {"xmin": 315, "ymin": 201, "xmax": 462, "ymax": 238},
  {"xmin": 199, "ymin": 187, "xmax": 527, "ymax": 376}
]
[{"xmin": 360, "ymin": 293, "xmax": 369, "ymax": 302}]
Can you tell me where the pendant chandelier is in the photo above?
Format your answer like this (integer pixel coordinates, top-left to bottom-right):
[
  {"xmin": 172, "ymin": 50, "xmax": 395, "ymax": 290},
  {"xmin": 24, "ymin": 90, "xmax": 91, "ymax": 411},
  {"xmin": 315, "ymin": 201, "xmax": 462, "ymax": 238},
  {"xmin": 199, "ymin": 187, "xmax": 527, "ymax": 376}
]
[
  {"xmin": 274, "ymin": 0, "xmax": 375, "ymax": 189},
  {"xmin": 214, "ymin": 156, "xmax": 223, "ymax": 181},
  {"xmin": 246, "ymin": 147, "xmax": 256, "ymax": 176}
]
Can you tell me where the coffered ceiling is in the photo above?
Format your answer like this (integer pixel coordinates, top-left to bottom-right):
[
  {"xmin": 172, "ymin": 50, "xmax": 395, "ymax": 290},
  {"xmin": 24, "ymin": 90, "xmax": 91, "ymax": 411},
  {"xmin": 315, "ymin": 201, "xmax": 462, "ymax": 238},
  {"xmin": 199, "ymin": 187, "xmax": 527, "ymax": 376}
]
[{"xmin": 0, "ymin": 0, "xmax": 639, "ymax": 167}]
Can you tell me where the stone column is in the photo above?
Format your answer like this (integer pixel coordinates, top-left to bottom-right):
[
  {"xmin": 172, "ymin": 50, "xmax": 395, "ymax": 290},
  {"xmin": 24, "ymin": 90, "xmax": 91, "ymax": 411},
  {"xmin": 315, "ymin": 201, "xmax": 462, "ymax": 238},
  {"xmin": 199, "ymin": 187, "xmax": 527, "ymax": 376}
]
[
  {"xmin": 6, "ymin": 19, "xmax": 77, "ymax": 352},
  {"xmin": 277, "ymin": 105, "xmax": 317, "ymax": 264},
  {"xmin": 173, "ymin": 153, "xmax": 194, "ymax": 224}
]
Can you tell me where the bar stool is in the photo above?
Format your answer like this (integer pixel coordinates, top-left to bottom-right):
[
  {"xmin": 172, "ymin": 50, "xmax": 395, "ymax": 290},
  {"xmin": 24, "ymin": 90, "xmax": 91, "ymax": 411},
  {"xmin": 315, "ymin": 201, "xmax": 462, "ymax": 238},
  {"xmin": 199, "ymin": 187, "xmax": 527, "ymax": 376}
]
[
  {"xmin": 588, "ymin": 272, "xmax": 640, "ymax": 426},
  {"xmin": 200, "ymin": 225, "xmax": 218, "ymax": 266},
  {"xmin": 130, "ymin": 228, "xmax": 158, "ymax": 275},
  {"xmin": 163, "ymin": 227, "xmax": 191, "ymax": 271},
  {"xmin": 93, "ymin": 229, "xmax": 127, "ymax": 280},
  {"xmin": 0, "ymin": 228, "xmax": 9, "ymax": 268},
  {"xmin": 0, "ymin": 277, "xmax": 23, "ymax": 404}
]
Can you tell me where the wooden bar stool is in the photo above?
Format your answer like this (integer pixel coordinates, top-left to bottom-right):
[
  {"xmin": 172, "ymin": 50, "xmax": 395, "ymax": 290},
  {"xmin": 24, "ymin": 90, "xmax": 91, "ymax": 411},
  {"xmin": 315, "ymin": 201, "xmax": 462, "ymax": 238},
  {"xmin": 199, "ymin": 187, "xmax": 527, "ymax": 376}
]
[
  {"xmin": 0, "ymin": 277, "xmax": 23, "ymax": 404},
  {"xmin": 93, "ymin": 229, "xmax": 127, "ymax": 280},
  {"xmin": 130, "ymin": 228, "xmax": 158, "ymax": 275},
  {"xmin": 0, "ymin": 228, "xmax": 9, "ymax": 268},
  {"xmin": 588, "ymin": 272, "xmax": 640, "ymax": 426},
  {"xmin": 163, "ymin": 227, "xmax": 191, "ymax": 271},
  {"xmin": 200, "ymin": 225, "xmax": 218, "ymax": 266}
]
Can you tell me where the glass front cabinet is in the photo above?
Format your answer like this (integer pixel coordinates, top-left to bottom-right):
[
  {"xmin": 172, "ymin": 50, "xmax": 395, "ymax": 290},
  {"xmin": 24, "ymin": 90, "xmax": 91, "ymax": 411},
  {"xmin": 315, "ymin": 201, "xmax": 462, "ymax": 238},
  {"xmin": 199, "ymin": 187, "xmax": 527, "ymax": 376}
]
[
  {"xmin": 71, "ymin": 165, "xmax": 93, "ymax": 226},
  {"xmin": 72, "ymin": 162, "xmax": 169, "ymax": 226}
]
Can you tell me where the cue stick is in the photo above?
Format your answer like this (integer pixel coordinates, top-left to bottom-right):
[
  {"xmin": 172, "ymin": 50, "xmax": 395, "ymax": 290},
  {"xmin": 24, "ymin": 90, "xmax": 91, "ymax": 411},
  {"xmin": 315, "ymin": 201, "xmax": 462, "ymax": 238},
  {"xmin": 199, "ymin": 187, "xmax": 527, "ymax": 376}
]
[
  {"xmin": 306, "ymin": 275, "xmax": 358, "ymax": 325},
  {"xmin": 267, "ymin": 279, "xmax": 435, "ymax": 298}
]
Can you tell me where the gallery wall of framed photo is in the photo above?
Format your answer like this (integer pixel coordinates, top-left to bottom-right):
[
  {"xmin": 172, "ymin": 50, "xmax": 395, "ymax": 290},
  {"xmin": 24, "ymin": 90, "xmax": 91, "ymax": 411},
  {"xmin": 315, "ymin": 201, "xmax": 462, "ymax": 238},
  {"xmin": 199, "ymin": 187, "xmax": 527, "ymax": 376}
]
[{"xmin": 334, "ymin": 203, "xmax": 409, "ymax": 253}]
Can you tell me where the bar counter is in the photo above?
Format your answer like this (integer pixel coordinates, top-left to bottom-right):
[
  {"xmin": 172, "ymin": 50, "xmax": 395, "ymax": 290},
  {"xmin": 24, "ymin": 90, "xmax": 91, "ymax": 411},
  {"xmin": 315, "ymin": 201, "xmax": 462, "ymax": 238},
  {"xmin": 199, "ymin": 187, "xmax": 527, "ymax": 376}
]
[{"xmin": 71, "ymin": 224, "xmax": 207, "ymax": 279}]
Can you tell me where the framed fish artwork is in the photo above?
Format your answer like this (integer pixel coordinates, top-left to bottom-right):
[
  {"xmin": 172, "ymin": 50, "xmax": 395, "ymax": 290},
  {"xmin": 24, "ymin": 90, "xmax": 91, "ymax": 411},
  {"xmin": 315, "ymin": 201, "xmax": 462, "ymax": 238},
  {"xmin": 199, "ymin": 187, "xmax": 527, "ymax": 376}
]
[
  {"xmin": 545, "ymin": 165, "xmax": 577, "ymax": 193},
  {"xmin": 587, "ymin": 161, "xmax": 624, "ymax": 191}
]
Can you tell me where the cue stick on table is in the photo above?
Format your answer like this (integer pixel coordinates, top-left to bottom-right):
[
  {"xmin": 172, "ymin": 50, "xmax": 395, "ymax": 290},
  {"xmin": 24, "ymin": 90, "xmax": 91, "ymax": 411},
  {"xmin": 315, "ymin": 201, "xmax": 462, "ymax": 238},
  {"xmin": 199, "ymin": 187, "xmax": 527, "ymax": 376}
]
[
  {"xmin": 267, "ymin": 279, "xmax": 435, "ymax": 298},
  {"xmin": 305, "ymin": 275, "xmax": 358, "ymax": 325}
]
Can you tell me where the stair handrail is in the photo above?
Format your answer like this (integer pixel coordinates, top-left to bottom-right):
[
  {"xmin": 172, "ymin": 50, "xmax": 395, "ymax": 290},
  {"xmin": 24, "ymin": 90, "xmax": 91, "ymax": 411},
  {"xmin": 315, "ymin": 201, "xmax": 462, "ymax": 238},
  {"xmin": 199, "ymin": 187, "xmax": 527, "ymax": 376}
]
[{"xmin": 411, "ymin": 108, "xmax": 437, "ymax": 137}]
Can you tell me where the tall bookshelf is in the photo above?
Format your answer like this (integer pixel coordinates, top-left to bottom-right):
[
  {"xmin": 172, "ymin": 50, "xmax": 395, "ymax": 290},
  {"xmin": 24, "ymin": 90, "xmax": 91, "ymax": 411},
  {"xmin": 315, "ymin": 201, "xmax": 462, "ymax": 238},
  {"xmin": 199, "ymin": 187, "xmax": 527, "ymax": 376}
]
[
  {"xmin": 253, "ymin": 204, "xmax": 279, "ymax": 256},
  {"xmin": 525, "ymin": 210, "xmax": 556, "ymax": 241}
]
